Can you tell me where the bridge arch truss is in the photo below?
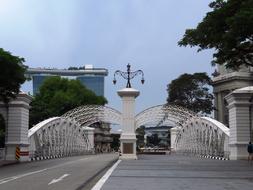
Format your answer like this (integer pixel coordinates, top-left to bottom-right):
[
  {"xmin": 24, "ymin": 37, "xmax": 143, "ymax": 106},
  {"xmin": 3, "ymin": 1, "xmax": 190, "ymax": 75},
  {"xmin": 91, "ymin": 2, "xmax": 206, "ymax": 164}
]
[
  {"xmin": 134, "ymin": 104, "xmax": 230, "ymax": 159},
  {"xmin": 28, "ymin": 117, "xmax": 92, "ymax": 159},
  {"xmin": 62, "ymin": 105, "xmax": 122, "ymax": 126},
  {"xmin": 135, "ymin": 104, "xmax": 196, "ymax": 128},
  {"xmin": 28, "ymin": 104, "xmax": 230, "ymax": 160},
  {"xmin": 174, "ymin": 117, "xmax": 230, "ymax": 159}
]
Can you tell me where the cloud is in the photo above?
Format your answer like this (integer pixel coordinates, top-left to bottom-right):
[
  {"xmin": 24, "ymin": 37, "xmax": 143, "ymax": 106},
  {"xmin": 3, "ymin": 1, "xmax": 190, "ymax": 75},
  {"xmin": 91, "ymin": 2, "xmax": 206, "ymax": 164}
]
[{"xmin": 1, "ymin": 0, "xmax": 214, "ymax": 113}]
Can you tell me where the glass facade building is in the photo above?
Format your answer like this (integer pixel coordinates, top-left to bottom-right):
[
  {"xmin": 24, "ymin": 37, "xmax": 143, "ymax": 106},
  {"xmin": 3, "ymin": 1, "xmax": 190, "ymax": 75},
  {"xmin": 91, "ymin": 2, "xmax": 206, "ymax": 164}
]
[
  {"xmin": 32, "ymin": 75, "xmax": 51, "ymax": 95},
  {"xmin": 26, "ymin": 66, "xmax": 108, "ymax": 96},
  {"xmin": 77, "ymin": 76, "xmax": 104, "ymax": 96}
]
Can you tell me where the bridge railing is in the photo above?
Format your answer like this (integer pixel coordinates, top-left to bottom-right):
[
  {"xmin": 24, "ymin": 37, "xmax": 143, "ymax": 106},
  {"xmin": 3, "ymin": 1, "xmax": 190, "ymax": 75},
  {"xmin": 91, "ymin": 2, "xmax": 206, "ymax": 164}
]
[
  {"xmin": 174, "ymin": 116, "xmax": 230, "ymax": 159},
  {"xmin": 28, "ymin": 117, "xmax": 92, "ymax": 160}
]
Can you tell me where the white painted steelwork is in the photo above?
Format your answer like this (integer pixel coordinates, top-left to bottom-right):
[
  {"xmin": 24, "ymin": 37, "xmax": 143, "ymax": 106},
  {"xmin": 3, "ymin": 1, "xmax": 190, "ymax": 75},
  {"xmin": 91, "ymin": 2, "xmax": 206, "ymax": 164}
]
[
  {"xmin": 175, "ymin": 116, "xmax": 230, "ymax": 159},
  {"xmin": 135, "ymin": 104, "xmax": 196, "ymax": 128},
  {"xmin": 62, "ymin": 105, "xmax": 122, "ymax": 126},
  {"xmin": 28, "ymin": 104, "xmax": 230, "ymax": 160},
  {"xmin": 28, "ymin": 117, "xmax": 92, "ymax": 159},
  {"xmin": 135, "ymin": 104, "xmax": 230, "ymax": 159}
]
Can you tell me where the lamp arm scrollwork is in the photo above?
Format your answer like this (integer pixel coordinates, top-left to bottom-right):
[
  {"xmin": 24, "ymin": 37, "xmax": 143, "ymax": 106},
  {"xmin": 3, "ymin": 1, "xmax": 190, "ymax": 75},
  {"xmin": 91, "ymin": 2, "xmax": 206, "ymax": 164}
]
[{"xmin": 113, "ymin": 64, "xmax": 145, "ymax": 88}]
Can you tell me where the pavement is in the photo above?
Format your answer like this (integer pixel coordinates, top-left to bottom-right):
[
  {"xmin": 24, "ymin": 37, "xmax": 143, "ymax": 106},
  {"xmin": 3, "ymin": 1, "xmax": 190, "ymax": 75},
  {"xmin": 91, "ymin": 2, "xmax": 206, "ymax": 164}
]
[
  {"xmin": 101, "ymin": 154, "xmax": 253, "ymax": 190},
  {"xmin": 0, "ymin": 153, "xmax": 118, "ymax": 190}
]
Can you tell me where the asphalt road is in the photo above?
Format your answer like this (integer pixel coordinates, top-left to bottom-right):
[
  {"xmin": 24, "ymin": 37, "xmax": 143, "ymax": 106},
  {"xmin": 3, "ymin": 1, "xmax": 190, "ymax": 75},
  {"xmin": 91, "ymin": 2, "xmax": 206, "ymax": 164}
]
[
  {"xmin": 0, "ymin": 153, "xmax": 118, "ymax": 190},
  {"xmin": 102, "ymin": 154, "xmax": 253, "ymax": 190}
]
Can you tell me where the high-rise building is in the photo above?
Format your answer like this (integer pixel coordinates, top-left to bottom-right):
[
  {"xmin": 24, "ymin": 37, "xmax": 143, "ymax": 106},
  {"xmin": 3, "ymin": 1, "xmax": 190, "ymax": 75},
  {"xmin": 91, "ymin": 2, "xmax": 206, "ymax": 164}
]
[{"xmin": 25, "ymin": 65, "xmax": 108, "ymax": 96}]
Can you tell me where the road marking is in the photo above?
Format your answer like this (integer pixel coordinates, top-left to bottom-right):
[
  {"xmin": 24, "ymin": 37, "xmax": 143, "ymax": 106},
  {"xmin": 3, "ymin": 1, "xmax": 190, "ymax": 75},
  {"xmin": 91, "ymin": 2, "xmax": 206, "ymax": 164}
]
[
  {"xmin": 0, "ymin": 156, "xmax": 91, "ymax": 185},
  {"xmin": 48, "ymin": 174, "xmax": 70, "ymax": 185},
  {"xmin": 91, "ymin": 160, "xmax": 121, "ymax": 190},
  {"xmin": 0, "ymin": 168, "xmax": 48, "ymax": 185}
]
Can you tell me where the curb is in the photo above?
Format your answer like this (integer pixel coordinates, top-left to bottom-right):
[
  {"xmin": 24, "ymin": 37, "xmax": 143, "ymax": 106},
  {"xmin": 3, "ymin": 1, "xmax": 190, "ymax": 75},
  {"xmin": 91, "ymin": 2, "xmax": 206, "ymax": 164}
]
[
  {"xmin": 29, "ymin": 152, "xmax": 94, "ymax": 162},
  {"xmin": 198, "ymin": 155, "xmax": 229, "ymax": 160},
  {"xmin": 76, "ymin": 158, "xmax": 119, "ymax": 190}
]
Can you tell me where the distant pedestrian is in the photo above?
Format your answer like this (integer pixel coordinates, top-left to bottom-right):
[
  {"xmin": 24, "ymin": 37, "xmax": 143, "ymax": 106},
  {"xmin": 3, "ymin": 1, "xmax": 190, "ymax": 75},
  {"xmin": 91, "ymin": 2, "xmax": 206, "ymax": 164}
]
[{"xmin": 247, "ymin": 142, "xmax": 253, "ymax": 164}]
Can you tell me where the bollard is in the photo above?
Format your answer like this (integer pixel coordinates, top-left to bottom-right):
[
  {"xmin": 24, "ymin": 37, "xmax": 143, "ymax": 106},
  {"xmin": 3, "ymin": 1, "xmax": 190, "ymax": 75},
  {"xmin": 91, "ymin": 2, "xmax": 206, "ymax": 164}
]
[{"xmin": 15, "ymin": 146, "xmax": 20, "ymax": 161}]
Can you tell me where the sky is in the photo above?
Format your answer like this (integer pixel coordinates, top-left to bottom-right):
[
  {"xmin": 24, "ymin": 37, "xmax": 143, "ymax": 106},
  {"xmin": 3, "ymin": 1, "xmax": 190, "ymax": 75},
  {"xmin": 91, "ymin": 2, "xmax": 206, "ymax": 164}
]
[{"xmin": 0, "ymin": 0, "xmax": 214, "ymax": 114}]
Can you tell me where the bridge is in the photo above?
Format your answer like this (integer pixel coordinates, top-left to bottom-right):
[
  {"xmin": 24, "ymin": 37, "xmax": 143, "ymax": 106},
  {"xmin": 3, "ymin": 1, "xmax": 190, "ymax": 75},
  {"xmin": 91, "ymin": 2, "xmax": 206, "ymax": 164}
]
[
  {"xmin": 0, "ymin": 86, "xmax": 253, "ymax": 190},
  {"xmin": 0, "ymin": 94, "xmax": 230, "ymax": 161},
  {"xmin": 2, "ymin": 84, "xmax": 253, "ymax": 162}
]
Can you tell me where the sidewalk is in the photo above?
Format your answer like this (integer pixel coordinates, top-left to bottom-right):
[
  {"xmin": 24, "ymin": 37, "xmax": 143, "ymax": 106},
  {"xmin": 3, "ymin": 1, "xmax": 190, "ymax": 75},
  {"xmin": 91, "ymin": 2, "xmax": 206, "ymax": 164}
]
[{"xmin": 100, "ymin": 154, "xmax": 253, "ymax": 190}]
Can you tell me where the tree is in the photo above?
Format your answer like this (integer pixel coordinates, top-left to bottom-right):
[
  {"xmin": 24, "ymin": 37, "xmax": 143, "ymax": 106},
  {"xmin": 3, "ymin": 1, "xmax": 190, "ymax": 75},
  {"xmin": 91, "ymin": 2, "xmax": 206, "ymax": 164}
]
[
  {"xmin": 0, "ymin": 48, "xmax": 26, "ymax": 147},
  {"xmin": 110, "ymin": 133, "xmax": 120, "ymax": 151},
  {"xmin": 0, "ymin": 48, "xmax": 26, "ymax": 103},
  {"xmin": 136, "ymin": 126, "xmax": 145, "ymax": 148},
  {"xmin": 167, "ymin": 73, "xmax": 214, "ymax": 114},
  {"xmin": 167, "ymin": 130, "xmax": 171, "ymax": 147},
  {"xmin": 147, "ymin": 134, "xmax": 160, "ymax": 146},
  {"xmin": 178, "ymin": 0, "xmax": 253, "ymax": 69},
  {"xmin": 30, "ymin": 76, "xmax": 107, "ymax": 127}
]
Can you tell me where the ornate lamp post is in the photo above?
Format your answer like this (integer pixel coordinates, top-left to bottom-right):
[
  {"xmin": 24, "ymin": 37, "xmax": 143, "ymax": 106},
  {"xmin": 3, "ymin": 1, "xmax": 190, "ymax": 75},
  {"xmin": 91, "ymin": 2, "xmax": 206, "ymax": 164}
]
[
  {"xmin": 113, "ymin": 63, "xmax": 144, "ymax": 88},
  {"xmin": 113, "ymin": 64, "xmax": 144, "ymax": 160}
]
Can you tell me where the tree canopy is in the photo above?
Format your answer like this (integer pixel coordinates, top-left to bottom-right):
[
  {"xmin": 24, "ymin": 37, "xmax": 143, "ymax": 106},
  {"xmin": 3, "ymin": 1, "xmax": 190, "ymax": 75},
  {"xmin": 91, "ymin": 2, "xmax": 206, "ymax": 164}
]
[
  {"xmin": 30, "ymin": 76, "xmax": 107, "ymax": 127},
  {"xmin": 147, "ymin": 134, "xmax": 160, "ymax": 146},
  {"xmin": 136, "ymin": 126, "xmax": 145, "ymax": 148},
  {"xmin": 0, "ymin": 48, "xmax": 26, "ymax": 103},
  {"xmin": 167, "ymin": 73, "xmax": 214, "ymax": 114},
  {"xmin": 178, "ymin": 0, "xmax": 253, "ymax": 69}
]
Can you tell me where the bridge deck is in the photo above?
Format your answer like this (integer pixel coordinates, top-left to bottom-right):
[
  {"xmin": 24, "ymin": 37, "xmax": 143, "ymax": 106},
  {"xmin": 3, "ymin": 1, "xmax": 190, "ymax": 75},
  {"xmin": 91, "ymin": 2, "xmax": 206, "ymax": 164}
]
[{"xmin": 101, "ymin": 154, "xmax": 253, "ymax": 190}]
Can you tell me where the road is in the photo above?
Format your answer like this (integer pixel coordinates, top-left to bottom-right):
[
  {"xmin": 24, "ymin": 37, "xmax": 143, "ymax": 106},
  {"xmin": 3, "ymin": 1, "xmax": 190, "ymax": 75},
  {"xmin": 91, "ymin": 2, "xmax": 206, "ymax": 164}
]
[
  {"xmin": 0, "ymin": 153, "xmax": 118, "ymax": 190},
  {"xmin": 101, "ymin": 154, "xmax": 253, "ymax": 190}
]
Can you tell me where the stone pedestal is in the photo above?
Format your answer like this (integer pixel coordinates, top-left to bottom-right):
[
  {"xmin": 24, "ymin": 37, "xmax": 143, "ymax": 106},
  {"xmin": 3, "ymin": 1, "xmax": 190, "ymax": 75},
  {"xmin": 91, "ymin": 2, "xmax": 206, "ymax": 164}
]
[
  {"xmin": 0, "ymin": 93, "xmax": 32, "ymax": 162},
  {"xmin": 118, "ymin": 88, "xmax": 139, "ymax": 160},
  {"xmin": 225, "ymin": 87, "xmax": 253, "ymax": 160}
]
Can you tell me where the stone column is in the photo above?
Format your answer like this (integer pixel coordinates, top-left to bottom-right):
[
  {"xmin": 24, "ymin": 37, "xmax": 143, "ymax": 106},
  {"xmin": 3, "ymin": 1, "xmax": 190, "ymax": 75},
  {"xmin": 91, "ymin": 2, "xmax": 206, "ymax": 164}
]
[
  {"xmin": 83, "ymin": 126, "xmax": 95, "ymax": 153},
  {"xmin": 170, "ymin": 127, "xmax": 179, "ymax": 151},
  {"xmin": 214, "ymin": 93, "xmax": 218, "ymax": 119},
  {"xmin": 0, "ymin": 93, "xmax": 32, "ymax": 162},
  {"xmin": 217, "ymin": 92, "xmax": 224, "ymax": 124},
  {"xmin": 225, "ymin": 87, "xmax": 253, "ymax": 160},
  {"xmin": 117, "ymin": 88, "xmax": 139, "ymax": 160}
]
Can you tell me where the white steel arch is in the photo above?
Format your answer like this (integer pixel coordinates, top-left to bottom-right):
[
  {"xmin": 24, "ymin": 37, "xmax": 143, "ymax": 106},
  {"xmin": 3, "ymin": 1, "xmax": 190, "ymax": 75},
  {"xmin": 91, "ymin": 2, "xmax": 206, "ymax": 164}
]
[
  {"xmin": 28, "ymin": 117, "xmax": 92, "ymax": 159},
  {"xmin": 174, "ymin": 116, "xmax": 230, "ymax": 159},
  {"xmin": 135, "ymin": 104, "xmax": 196, "ymax": 128},
  {"xmin": 62, "ymin": 105, "xmax": 122, "ymax": 126},
  {"xmin": 28, "ymin": 104, "xmax": 230, "ymax": 160},
  {"xmin": 135, "ymin": 104, "xmax": 230, "ymax": 159}
]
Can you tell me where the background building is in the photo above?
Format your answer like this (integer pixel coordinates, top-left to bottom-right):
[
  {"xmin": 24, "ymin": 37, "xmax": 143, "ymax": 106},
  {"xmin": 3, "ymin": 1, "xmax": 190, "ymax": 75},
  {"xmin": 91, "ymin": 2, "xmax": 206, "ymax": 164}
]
[
  {"xmin": 90, "ymin": 122, "xmax": 113, "ymax": 153},
  {"xmin": 25, "ymin": 65, "xmax": 108, "ymax": 96},
  {"xmin": 212, "ymin": 65, "xmax": 253, "ymax": 126},
  {"xmin": 145, "ymin": 126, "xmax": 172, "ymax": 147}
]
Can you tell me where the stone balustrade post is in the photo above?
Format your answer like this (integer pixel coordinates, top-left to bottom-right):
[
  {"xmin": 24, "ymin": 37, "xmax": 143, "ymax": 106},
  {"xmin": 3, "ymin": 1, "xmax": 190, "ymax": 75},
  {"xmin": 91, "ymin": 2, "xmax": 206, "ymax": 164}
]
[
  {"xmin": 225, "ymin": 87, "xmax": 253, "ymax": 160},
  {"xmin": 0, "ymin": 93, "xmax": 32, "ymax": 162}
]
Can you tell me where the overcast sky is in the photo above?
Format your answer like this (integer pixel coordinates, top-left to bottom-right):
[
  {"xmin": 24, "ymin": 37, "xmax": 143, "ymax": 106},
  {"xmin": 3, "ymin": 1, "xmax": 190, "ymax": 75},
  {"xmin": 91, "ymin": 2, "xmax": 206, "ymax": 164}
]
[{"xmin": 0, "ymin": 0, "xmax": 214, "ymax": 114}]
